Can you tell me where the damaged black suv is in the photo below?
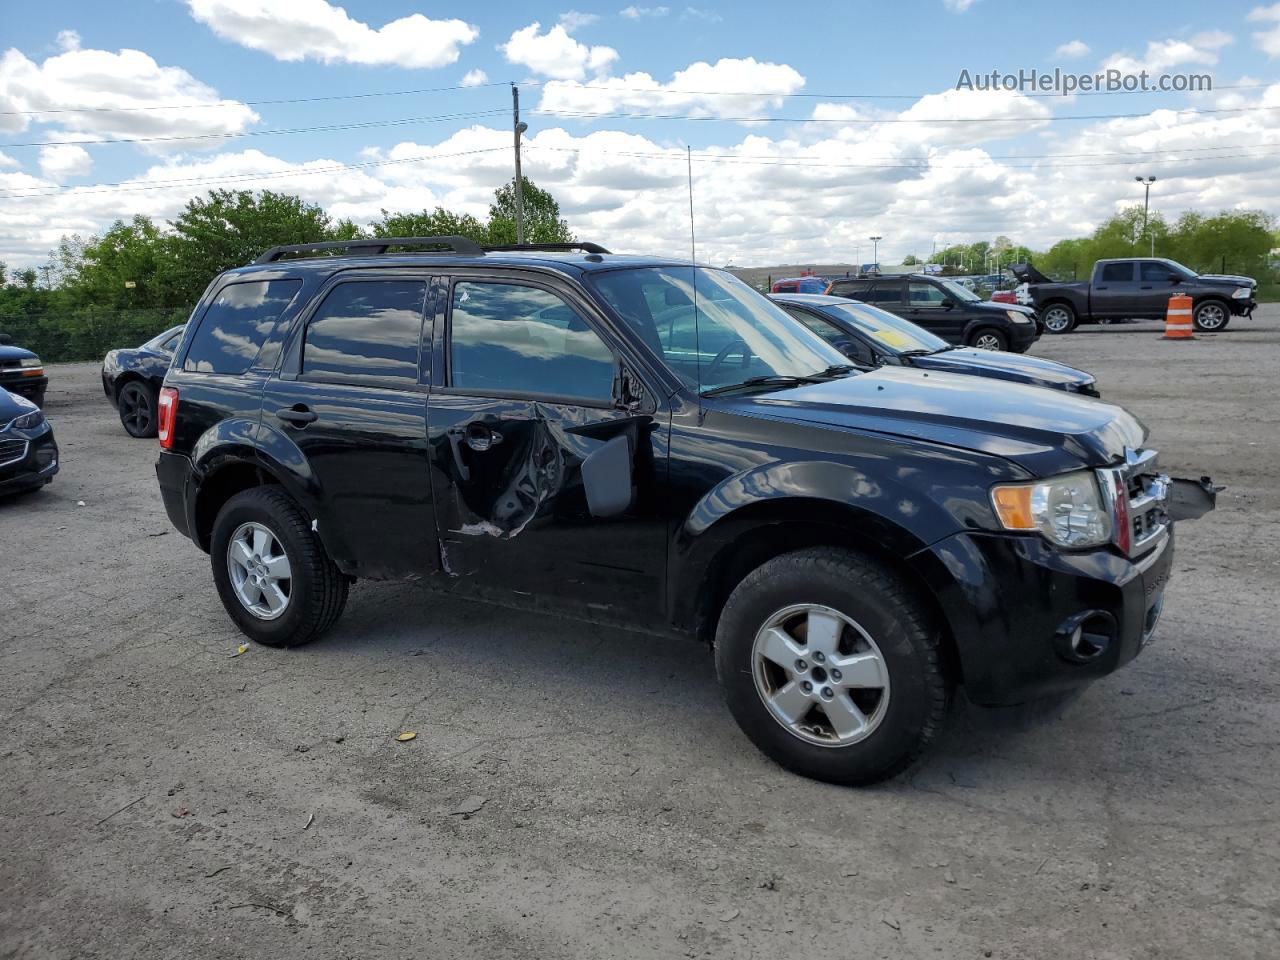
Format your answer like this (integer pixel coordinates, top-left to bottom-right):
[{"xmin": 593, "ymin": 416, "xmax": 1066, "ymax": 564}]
[{"xmin": 156, "ymin": 237, "xmax": 1215, "ymax": 785}]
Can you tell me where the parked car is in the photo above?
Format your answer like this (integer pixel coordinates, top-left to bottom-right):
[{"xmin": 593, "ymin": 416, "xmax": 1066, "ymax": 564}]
[
  {"xmin": 0, "ymin": 387, "xmax": 58, "ymax": 495},
  {"xmin": 771, "ymin": 294, "xmax": 1099, "ymax": 396},
  {"xmin": 1011, "ymin": 259, "xmax": 1257, "ymax": 334},
  {"xmin": 0, "ymin": 333, "xmax": 48, "ymax": 407},
  {"xmin": 824, "ymin": 273, "xmax": 1040, "ymax": 352},
  {"xmin": 156, "ymin": 236, "xmax": 1215, "ymax": 786},
  {"xmin": 989, "ymin": 290, "xmax": 1017, "ymax": 304},
  {"xmin": 771, "ymin": 276, "xmax": 827, "ymax": 294},
  {"xmin": 101, "ymin": 325, "xmax": 185, "ymax": 437}
]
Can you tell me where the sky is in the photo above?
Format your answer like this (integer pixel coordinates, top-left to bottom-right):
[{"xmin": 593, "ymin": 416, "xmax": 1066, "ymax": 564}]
[{"xmin": 1, "ymin": 0, "xmax": 1278, "ymax": 269}]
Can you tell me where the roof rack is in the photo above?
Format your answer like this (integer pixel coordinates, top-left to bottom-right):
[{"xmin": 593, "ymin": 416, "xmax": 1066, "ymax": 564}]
[
  {"xmin": 253, "ymin": 235, "xmax": 484, "ymax": 264},
  {"xmin": 482, "ymin": 242, "xmax": 612, "ymax": 255}
]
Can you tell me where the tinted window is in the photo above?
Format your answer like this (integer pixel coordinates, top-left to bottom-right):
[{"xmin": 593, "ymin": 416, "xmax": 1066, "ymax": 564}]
[
  {"xmin": 860, "ymin": 283, "xmax": 904, "ymax": 306},
  {"xmin": 1140, "ymin": 261, "xmax": 1180, "ymax": 282},
  {"xmin": 1100, "ymin": 262, "xmax": 1135, "ymax": 282},
  {"xmin": 828, "ymin": 280, "xmax": 871, "ymax": 299},
  {"xmin": 184, "ymin": 280, "xmax": 300, "ymax": 374},
  {"xmin": 450, "ymin": 282, "xmax": 615, "ymax": 403},
  {"xmin": 908, "ymin": 282, "xmax": 947, "ymax": 307},
  {"xmin": 302, "ymin": 281, "xmax": 426, "ymax": 385}
]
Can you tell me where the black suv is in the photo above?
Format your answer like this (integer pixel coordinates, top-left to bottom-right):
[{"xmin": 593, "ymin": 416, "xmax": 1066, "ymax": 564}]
[
  {"xmin": 156, "ymin": 237, "xmax": 1214, "ymax": 785},
  {"xmin": 825, "ymin": 273, "xmax": 1040, "ymax": 352}
]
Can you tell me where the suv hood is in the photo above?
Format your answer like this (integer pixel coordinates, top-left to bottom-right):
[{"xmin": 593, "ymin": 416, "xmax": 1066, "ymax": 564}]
[
  {"xmin": 907, "ymin": 348, "xmax": 1093, "ymax": 391},
  {"xmin": 732, "ymin": 366, "xmax": 1143, "ymax": 476}
]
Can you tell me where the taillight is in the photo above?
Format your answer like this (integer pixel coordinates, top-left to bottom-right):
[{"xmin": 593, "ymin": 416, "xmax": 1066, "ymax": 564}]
[
  {"xmin": 157, "ymin": 387, "xmax": 178, "ymax": 449},
  {"xmin": 1109, "ymin": 471, "xmax": 1131, "ymax": 554}
]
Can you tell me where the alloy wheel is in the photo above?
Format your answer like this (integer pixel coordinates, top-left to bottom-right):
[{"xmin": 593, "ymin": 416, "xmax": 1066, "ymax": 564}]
[
  {"xmin": 974, "ymin": 333, "xmax": 1003, "ymax": 351},
  {"xmin": 1044, "ymin": 307, "xmax": 1072, "ymax": 333},
  {"xmin": 1196, "ymin": 303, "xmax": 1227, "ymax": 330},
  {"xmin": 227, "ymin": 521, "xmax": 293, "ymax": 620},
  {"xmin": 751, "ymin": 603, "xmax": 890, "ymax": 747}
]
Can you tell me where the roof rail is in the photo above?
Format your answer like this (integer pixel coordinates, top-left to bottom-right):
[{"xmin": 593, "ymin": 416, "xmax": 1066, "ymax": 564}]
[
  {"xmin": 482, "ymin": 242, "xmax": 612, "ymax": 255},
  {"xmin": 253, "ymin": 235, "xmax": 484, "ymax": 264}
]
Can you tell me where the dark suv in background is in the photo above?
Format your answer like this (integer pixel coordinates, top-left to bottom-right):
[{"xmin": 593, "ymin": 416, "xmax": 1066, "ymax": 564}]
[
  {"xmin": 825, "ymin": 273, "xmax": 1040, "ymax": 352},
  {"xmin": 155, "ymin": 237, "xmax": 1214, "ymax": 785}
]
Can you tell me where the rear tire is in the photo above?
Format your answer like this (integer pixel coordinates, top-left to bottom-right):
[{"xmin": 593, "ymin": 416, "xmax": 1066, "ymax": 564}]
[
  {"xmin": 117, "ymin": 380, "xmax": 158, "ymax": 438},
  {"xmin": 210, "ymin": 487, "xmax": 348, "ymax": 648},
  {"xmin": 714, "ymin": 547, "xmax": 950, "ymax": 786},
  {"xmin": 1042, "ymin": 303, "xmax": 1076, "ymax": 334}
]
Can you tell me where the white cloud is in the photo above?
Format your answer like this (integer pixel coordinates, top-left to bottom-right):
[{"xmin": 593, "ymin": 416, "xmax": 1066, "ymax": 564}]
[
  {"xmin": 1101, "ymin": 31, "xmax": 1232, "ymax": 75},
  {"xmin": 186, "ymin": 0, "xmax": 478, "ymax": 68},
  {"xmin": 1054, "ymin": 40, "xmax": 1090, "ymax": 59},
  {"xmin": 1249, "ymin": 3, "xmax": 1280, "ymax": 57},
  {"xmin": 682, "ymin": 7, "xmax": 722, "ymax": 21},
  {"xmin": 0, "ymin": 151, "xmax": 18, "ymax": 169},
  {"xmin": 0, "ymin": 45, "xmax": 258, "ymax": 143},
  {"xmin": 539, "ymin": 57, "xmax": 805, "ymax": 120},
  {"xmin": 55, "ymin": 30, "xmax": 81, "ymax": 52},
  {"xmin": 559, "ymin": 10, "xmax": 600, "ymax": 31},
  {"xmin": 943, "ymin": 0, "xmax": 978, "ymax": 11},
  {"xmin": 461, "ymin": 69, "xmax": 489, "ymax": 87},
  {"xmin": 502, "ymin": 22, "xmax": 618, "ymax": 81},
  {"xmin": 620, "ymin": 6, "xmax": 670, "ymax": 18},
  {"xmin": 38, "ymin": 144, "xmax": 91, "ymax": 180}
]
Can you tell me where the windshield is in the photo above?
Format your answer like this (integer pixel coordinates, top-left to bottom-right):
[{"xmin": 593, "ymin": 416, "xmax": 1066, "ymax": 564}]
[
  {"xmin": 939, "ymin": 279, "xmax": 981, "ymax": 302},
  {"xmin": 1159, "ymin": 259, "xmax": 1199, "ymax": 279},
  {"xmin": 590, "ymin": 267, "xmax": 849, "ymax": 393},
  {"xmin": 825, "ymin": 302, "xmax": 949, "ymax": 354}
]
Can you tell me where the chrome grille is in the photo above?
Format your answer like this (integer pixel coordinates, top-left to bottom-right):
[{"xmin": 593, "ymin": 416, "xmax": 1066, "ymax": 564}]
[
  {"xmin": 1099, "ymin": 448, "xmax": 1170, "ymax": 557},
  {"xmin": 0, "ymin": 437, "xmax": 28, "ymax": 467}
]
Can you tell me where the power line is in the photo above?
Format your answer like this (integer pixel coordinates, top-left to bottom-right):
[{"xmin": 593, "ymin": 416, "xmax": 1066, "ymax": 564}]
[
  {"xmin": 1, "ymin": 109, "xmax": 508, "ymax": 148},
  {"xmin": 0, "ymin": 147, "xmax": 509, "ymax": 200}
]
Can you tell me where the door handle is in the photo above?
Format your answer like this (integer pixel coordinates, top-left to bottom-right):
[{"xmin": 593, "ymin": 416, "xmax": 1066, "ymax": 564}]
[
  {"xmin": 1140, "ymin": 285, "xmax": 1153, "ymax": 290},
  {"xmin": 276, "ymin": 405, "xmax": 318, "ymax": 426},
  {"xmin": 464, "ymin": 423, "xmax": 503, "ymax": 452}
]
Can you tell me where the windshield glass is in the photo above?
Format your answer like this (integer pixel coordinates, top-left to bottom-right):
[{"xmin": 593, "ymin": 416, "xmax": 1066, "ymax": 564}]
[
  {"xmin": 1159, "ymin": 259, "xmax": 1199, "ymax": 279},
  {"xmin": 939, "ymin": 279, "xmax": 981, "ymax": 302},
  {"xmin": 590, "ymin": 266, "xmax": 849, "ymax": 393},
  {"xmin": 825, "ymin": 302, "xmax": 948, "ymax": 354}
]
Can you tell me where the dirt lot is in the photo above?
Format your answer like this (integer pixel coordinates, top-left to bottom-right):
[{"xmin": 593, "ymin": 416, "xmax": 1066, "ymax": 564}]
[{"xmin": 3, "ymin": 313, "xmax": 1278, "ymax": 960}]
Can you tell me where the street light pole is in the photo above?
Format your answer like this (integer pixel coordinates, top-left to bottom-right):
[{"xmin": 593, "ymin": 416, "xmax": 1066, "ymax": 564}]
[
  {"xmin": 869, "ymin": 235, "xmax": 882, "ymax": 269},
  {"xmin": 1135, "ymin": 175, "xmax": 1156, "ymax": 257},
  {"xmin": 513, "ymin": 84, "xmax": 528, "ymax": 244}
]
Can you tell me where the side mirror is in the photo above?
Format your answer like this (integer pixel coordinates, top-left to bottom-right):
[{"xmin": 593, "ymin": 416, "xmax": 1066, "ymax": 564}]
[
  {"xmin": 1169, "ymin": 276, "xmax": 1181, "ymax": 284},
  {"xmin": 942, "ymin": 299, "xmax": 956, "ymax": 309}
]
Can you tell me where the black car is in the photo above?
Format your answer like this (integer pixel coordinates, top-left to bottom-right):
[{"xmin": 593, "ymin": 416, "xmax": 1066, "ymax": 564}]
[
  {"xmin": 102, "ymin": 325, "xmax": 184, "ymax": 437},
  {"xmin": 772, "ymin": 294, "xmax": 1099, "ymax": 396},
  {"xmin": 0, "ymin": 333, "xmax": 48, "ymax": 407},
  {"xmin": 156, "ymin": 237, "xmax": 1215, "ymax": 786},
  {"xmin": 0, "ymin": 387, "xmax": 58, "ymax": 495},
  {"xmin": 824, "ymin": 273, "xmax": 1040, "ymax": 352}
]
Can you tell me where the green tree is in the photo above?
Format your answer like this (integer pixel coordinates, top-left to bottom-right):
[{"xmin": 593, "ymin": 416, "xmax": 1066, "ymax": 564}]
[
  {"xmin": 486, "ymin": 176, "xmax": 574, "ymax": 244},
  {"xmin": 901, "ymin": 254, "xmax": 920, "ymax": 265},
  {"xmin": 367, "ymin": 206, "xmax": 489, "ymax": 243},
  {"xmin": 55, "ymin": 215, "xmax": 183, "ymax": 310}
]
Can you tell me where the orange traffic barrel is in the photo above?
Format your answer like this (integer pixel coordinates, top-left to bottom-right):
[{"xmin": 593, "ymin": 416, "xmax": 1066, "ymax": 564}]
[{"xmin": 1163, "ymin": 294, "xmax": 1195, "ymax": 340}]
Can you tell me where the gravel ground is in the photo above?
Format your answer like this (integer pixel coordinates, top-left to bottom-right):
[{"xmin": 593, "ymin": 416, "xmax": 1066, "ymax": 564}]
[{"xmin": 2, "ymin": 312, "xmax": 1278, "ymax": 959}]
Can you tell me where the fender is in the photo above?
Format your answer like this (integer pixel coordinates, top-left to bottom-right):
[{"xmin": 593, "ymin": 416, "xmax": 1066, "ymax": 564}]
[{"xmin": 668, "ymin": 457, "xmax": 977, "ymax": 632}]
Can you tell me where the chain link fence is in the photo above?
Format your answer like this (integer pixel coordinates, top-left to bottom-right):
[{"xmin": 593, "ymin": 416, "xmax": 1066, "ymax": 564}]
[{"xmin": 0, "ymin": 307, "xmax": 192, "ymax": 363}]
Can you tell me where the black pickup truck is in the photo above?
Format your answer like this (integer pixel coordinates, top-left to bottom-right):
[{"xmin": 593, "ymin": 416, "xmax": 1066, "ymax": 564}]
[
  {"xmin": 156, "ymin": 237, "xmax": 1217, "ymax": 785},
  {"xmin": 1012, "ymin": 259, "xmax": 1257, "ymax": 334}
]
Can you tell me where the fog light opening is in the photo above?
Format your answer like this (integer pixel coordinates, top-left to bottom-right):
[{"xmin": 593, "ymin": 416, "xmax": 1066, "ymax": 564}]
[{"xmin": 1055, "ymin": 611, "xmax": 1117, "ymax": 664}]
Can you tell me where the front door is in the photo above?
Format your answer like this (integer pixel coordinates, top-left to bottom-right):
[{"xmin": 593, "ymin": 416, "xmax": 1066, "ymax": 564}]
[
  {"xmin": 262, "ymin": 274, "xmax": 436, "ymax": 578},
  {"xmin": 1137, "ymin": 260, "xmax": 1181, "ymax": 315},
  {"xmin": 906, "ymin": 280, "xmax": 962, "ymax": 341},
  {"xmin": 426, "ymin": 276, "xmax": 667, "ymax": 624}
]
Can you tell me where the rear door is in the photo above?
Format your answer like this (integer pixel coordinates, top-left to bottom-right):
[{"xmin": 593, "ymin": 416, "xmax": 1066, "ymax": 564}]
[
  {"xmin": 426, "ymin": 273, "xmax": 667, "ymax": 623},
  {"xmin": 1093, "ymin": 262, "xmax": 1138, "ymax": 317},
  {"xmin": 859, "ymin": 279, "xmax": 906, "ymax": 315},
  {"xmin": 262, "ymin": 273, "xmax": 436, "ymax": 578}
]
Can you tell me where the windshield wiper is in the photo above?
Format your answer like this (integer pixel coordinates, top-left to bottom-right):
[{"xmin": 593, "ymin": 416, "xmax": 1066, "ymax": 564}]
[
  {"xmin": 812, "ymin": 364, "xmax": 857, "ymax": 377},
  {"xmin": 701, "ymin": 375, "xmax": 825, "ymax": 397}
]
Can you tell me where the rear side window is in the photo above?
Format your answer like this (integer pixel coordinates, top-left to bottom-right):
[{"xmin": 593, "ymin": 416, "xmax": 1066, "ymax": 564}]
[
  {"xmin": 302, "ymin": 280, "xmax": 427, "ymax": 386},
  {"xmin": 449, "ymin": 281, "xmax": 615, "ymax": 403},
  {"xmin": 828, "ymin": 280, "xmax": 869, "ymax": 299},
  {"xmin": 1100, "ymin": 262, "xmax": 1135, "ymax": 282},
  {"xmin": 860, "ymin": 282, "xmax": 904, "ymax": 306},
  {"xmin": 184, "ymin": 279, "xmax": 300, "ymax": 374}
]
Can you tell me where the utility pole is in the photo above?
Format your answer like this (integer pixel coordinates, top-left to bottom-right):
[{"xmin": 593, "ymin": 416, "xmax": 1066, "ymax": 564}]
[
  {"xmin": 1135, "ymin": 175, "xmax": 1156, "ymax": 257},
  {"xmin": 512, "ymin": 84, "xmax": 528, "ymax": 244}
]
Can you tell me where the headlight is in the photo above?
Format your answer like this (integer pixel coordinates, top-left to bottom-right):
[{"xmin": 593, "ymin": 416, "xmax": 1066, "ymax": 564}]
[
  {"xmin": 19, "ymin": 357, "xmax": 42, "ymax": 367},
  {"xmin": 1006, "ymin": 310, "xmax": 1032, "ymax": 324},
  {"xmin": 991, "ymin": 471, "xmax": 1112, "ymax": 549},
  {"xmin": 1231, "ymin": 287, "xmax": 1251, "ymax": 299},
  {"xmin": 4, "ymin": 409, "xmax": 44, "ymax": 431}
]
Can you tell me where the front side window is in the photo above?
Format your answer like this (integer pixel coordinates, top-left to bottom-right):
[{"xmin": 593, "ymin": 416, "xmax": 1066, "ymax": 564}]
[
  {"xmin": 940, "ymin": 279, "xmax": 981, "ymax": 302},
  {"xmin": 590, "ymin": 266, "xmax": 848, "ymax": 393},
  {"xmin": 184, "ymin": 279, "xmax": 301, "ymax": 375},
  {"xmin": 449, "ymin": 282, "xmax": 615, "ymax": 404},
  {"xmin": 908, "ymin": 282, "xmax": 948, "ymax": 307},
  {"xmin": 302, "ymin": 280, "xmax": 426, "ymax": 385},
  {"xmin": 1140, "ymin": 261, "xmax": 1182, "ymax": 282}
]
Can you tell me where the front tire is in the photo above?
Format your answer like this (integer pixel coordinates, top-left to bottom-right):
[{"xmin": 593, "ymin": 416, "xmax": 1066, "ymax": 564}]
[
  {"xmin": 969, "ymin": 328, "xmax": 1008, "ymax": 351},
  {"xmin": 117, "ymin": 380, "xmax": 158, "ymax": 438},
  {"xmin": 714, "ymin": 548, "xmax": 950, "ymax": 785},
  {"xmin": 1042, "ymin": 303, "xmax": 1076, "ymax": 334},
  {"xmin": 1193, "ymin": 300, "xmax": 1230, "ymax": 332},
  {"xmin": 210, "ymin": 487, "xmax": 348, "ymax": 647}
]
